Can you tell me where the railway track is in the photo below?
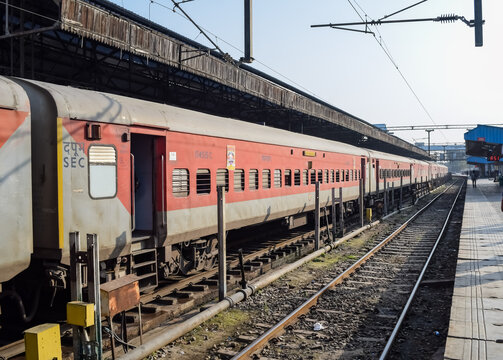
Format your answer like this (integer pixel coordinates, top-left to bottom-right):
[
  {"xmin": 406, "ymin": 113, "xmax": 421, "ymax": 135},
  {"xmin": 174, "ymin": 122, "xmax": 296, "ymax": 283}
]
[
  {"xmin": 98, "ymin": 195, "xmax": 414, "ymax": 349},
  {"xmin": 215, "ymin": 179, "xmax": 464, "ymax": 359},
  {"xmin": 0, "ymin": 184, "xmax": 427, "ymax": 359}
]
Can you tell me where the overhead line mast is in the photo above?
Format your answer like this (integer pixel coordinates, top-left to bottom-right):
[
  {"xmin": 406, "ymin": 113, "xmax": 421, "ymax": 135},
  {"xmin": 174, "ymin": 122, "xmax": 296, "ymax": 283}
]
[{"xmin": 311, "ymin": 0, "xmax": 485, "ymax": 47}]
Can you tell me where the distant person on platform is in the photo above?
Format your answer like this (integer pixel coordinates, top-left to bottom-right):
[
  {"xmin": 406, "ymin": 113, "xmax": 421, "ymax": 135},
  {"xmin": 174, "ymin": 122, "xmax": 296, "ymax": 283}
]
[{"xmin": 470, "ymin": 170, "xmax": 477, "ymax": 188}]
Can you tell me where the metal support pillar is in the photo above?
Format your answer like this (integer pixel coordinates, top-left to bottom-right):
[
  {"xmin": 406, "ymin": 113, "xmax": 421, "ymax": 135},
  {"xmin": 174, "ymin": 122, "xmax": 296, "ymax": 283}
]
[
  {"xmin": 314, "ymin": 182, "xmax": 320, "ymax": 250},
  {"xmin": 331, "ymin": 188, "xmax": 337, "ymax": 241},
  {"xmin": 69, "ymin": 232, "xmax": 83, "ymax": 360},
  {"xmin": 87, "ymin": 234, "xmax": 102, "ymax": 360},
  {"xmin": 383, "ymin": 175, "xmax": 388, "ymax": 216},
  {"xmin": 359, "ymin": 178, "xmax": 364, "ymax": 227},
  {"xmin": 399, "ymin": 176, "xmax": 403, "ymax": 209},
  {"xmin": 217, "ymin": 186, "xmax": 227, "ymax": 301},
  {"xmin": 339, "ymin": 187, "xmax": 344, "ymax": 236},
  {"xmin": 413, "ymin": 179, "xmax": 417, "ymax": 204},
  {"xmin": 391, "ymin": 183, "xmax": 395, "ymax": 211}
]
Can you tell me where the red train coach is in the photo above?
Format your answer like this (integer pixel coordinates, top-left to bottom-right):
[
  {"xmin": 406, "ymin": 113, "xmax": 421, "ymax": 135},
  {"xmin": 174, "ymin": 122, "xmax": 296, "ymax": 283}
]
[{"xmin": 0, "ymin": 77, "xmax": 447, "ymax": 326}]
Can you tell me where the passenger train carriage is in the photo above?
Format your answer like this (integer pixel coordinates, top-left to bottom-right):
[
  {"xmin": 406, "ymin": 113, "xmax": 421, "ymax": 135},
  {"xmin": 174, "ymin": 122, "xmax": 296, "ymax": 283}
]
[{"xmin": 0, "ymin": 76, "xmax": 448, "ymax": 326}]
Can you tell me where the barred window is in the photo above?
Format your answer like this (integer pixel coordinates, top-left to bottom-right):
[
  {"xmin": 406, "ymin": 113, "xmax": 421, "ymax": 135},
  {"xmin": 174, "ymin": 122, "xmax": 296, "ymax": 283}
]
[
  {"xmin": 249, "ymin": 169, "xmax": 258, "ymax": 190},
  {"xmin": 234, "ymin": 169, "xmax": 245, "ymax": 192},
  {"xmin": 285, "ymin": 169, "xmax": 292, "ymax": 187},
  {"xmin": 317, "ymin": 170, "xmax": 323, "ymax": 183},
  {"xmin": 196, "ymin": 169, "xmax": 211, "ymax": 194},
  {"xmin": 336, "ymin": 170, "xmax": 340, "ymax": 182},
  {"xmin": 330, "ymin": 170, "xmax": 334, "ymax": 183},
  {"xmin": 294, "ymin": 169, "xmax": 301, "ymax": 186},
  {"xmin": 303, "ymin": 170, "xmax": 308, "ymax": 185},
  {"xmin": 216, "ymin": 169, "xmax": 229, "ymax": 192},
  {"xmin": 358, "ymin": 170, "xmax": 361, "ymax": 180},
  {"xmin": 310, "ymin": 169, "xmax": 316, "ymax": 184},
  {"xmin": 172, "ymin": 169, "xmax": 189, "ymax": 197},
  {"xmin": 345, "ymin": 170, "xmax": 349, "ymax": 182},
  {"xmin": 274, "ymin": 169, "xmax": 282, "ymax": 188},
  {"xmin": 262, "ymin": 169, "xmax": 271, "ymax": 189},
  {"xmin": 324, "ymin": 170, "xmax": 329, "ymax": 183}
]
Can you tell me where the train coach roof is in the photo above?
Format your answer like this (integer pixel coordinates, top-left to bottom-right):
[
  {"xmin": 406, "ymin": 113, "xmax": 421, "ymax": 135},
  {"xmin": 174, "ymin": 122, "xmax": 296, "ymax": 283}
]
[
  {"xmin": 0, "ymin": 77, "xmax": 29, "ymax": 112},
  {"xmin": 22, "ymin": 78, "xmax": 375, "ymax": 156}
]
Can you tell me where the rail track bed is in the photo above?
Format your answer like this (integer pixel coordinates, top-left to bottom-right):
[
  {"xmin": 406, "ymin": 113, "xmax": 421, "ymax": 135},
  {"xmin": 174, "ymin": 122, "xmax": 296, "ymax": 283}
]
[
  {"xmin": 219, "ymin": 180, "xmax": 463, "ymax": 360},
  {"xmin": 134, "ymin": 182, "xmax": 457, "ymax": 359}
]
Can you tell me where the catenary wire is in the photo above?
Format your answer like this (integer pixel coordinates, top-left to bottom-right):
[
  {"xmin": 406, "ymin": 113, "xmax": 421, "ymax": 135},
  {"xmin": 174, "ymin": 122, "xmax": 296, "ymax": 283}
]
[{"xmin": 348, "ymin": 0, "xmax": 448, "ymax": 143}]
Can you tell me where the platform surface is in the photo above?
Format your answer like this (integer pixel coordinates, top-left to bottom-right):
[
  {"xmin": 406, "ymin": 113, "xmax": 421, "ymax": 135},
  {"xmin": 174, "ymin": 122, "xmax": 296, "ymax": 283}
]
[{"xmin": 445, "ymin": 178, "xmax": 503, "ymax": 359}]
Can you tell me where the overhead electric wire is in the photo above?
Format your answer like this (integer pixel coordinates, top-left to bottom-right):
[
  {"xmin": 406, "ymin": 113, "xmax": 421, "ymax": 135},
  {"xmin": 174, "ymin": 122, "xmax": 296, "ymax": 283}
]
[
  {"xmin": 151, "ymin": 0, "xmax": 331, "ymax": 103},
  {"xmin": 347, "ymin": 0, "xmax": 448, "ymax": 142}
]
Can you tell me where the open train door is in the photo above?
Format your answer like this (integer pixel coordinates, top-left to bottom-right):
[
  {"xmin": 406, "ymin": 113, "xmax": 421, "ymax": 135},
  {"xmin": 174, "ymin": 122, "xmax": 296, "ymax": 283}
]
[{"xmin": 130, "ymin": 132, "xmax": 166, "ymax": 292}]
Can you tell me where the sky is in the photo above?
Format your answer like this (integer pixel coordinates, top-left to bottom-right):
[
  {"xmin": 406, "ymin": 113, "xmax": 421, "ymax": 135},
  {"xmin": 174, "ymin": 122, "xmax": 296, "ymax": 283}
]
[{"xmin": 111, "ymin": 0, "xmax": 503, "ymax": 146}]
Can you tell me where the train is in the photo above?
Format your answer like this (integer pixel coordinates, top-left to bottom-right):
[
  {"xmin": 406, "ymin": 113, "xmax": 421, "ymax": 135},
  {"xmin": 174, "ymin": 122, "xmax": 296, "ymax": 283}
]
[{"xmin": 0, "ymin": 76, "xmax": 448, "ymax": 329}]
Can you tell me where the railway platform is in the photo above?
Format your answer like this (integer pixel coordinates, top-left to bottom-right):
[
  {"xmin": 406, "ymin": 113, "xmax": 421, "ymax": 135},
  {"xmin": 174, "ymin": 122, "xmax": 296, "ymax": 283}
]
[{"xmin": 445, "ymin": 178, "xmax": 503, "ymax": 359}]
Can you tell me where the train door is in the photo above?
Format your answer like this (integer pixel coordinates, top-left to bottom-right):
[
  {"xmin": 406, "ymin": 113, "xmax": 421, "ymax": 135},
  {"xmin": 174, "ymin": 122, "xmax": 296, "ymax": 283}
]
[
  {"xmin": 376, "ymin": 160, "xmax": 380, "ymax": 195},
  {"xmin": 361, "ymin": 157, "xmax": 366, "ymax": 194},
  {"xmin": 130, "ymin": 133, "xmax": 166, "ymax": 291},
  {"xmin": 130, "ymin": 133, "xmax": 166, "ymax": 240}
]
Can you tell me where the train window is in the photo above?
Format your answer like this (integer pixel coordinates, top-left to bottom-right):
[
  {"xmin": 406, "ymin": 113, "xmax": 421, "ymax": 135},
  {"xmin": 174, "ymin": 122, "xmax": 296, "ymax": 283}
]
[
  {"xmin": 274, "ymin": 169, "xmax": 282, "ymax": 188},
  {"xmin": 262, "ymin": 169, "xmax": 271, "ymax": 189},
  {"xmin": 330, "ymin": 170, "xmax": 334, "ymax": 183},
  {"xmin": 358, "ymin": 170, "xmax": 361, "ymax": 180},
  {"xmin": 310, "ymin": 169, "xmax": 316, "ymax": 184},
  {"xmin": 317, "ymin": 170, "xmax": 323, "ymax": 183},
  {"xmin": 285, "ymin": 170, "xmax": 292, "ymax": 187},
  {"xmin": 345, "ymin": 170, "xmax": 349, "ymax": 182},
  {"xmin": 172, "ymin": 169, "xmax": 190, "ymax": 197},
  {"xmin": 350, "ymin": 170, "xmax": 354, "ymax": 181},
  {"xmin": 234, "ymin": 169, "xmax": 245, "ymax": 192},
  {"xmin": 294, "ymin": 169, "xmax": 301, "ymax": 186},
  {"xmin": 216, "ymin": 169, "xmax": 229, "ymax": 192},
  {"xmin": 197, "ymin": 169, "xmax": 211, "ymax": 194},
  {"xmin": 324, "ymin": 170, "xmax": 329, "ymax": 183},
  {"xmin": 340, "ymin": 170, "xmax": 344, "ymax": 182},
  {"xmin": 249, "ymin": 169, "xmax": 258, "ymax": 190},
  {"xmin": 303, "ymin": 170, "xmax": 308, "ymax": 185},
  {"xmin": 89, "ymin": 145, "xmax": 117, "ymax": 199}
]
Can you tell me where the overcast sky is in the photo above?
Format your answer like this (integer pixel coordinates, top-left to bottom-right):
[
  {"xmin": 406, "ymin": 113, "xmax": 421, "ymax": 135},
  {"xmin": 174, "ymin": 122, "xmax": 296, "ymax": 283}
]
[{"xmin": 111, "ymin": 0, "xmax": 502, "ymax": 145}]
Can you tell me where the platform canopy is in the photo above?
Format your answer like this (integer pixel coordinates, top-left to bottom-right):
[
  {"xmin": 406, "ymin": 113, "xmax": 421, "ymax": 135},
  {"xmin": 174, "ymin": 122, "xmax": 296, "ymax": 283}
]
[
  {"xmin": 465, "ymin": 125, "xmax": 503, "ymax": 161},
  {"xmin": 0, "ymin": 0, "xmax": 432, "ymax": 160}
]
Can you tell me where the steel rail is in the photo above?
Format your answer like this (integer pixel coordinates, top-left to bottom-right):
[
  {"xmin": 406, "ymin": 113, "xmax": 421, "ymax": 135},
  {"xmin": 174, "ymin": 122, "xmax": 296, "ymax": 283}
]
[
  {"xmin": 379, "ymin": 178, "xmax": 465, "ymax": 359},
  {"xmin": 231, "ymin": 181, "xmax": 459, "ymax": 360}
]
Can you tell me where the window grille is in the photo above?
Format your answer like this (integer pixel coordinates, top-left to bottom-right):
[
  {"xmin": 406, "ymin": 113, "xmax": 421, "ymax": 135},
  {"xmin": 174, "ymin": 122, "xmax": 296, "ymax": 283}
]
[
  {"xmin": 274, "ymin": 169, "xmax": 282, "ymax": 188},
  {"xmin": 197, "ymin": 169, "xmax": 211, "ymax": 194},
  {"xmin": 172, "ymin": 169, "xmax": 189, "ymax": 197},
  {"xmin": 262, "ymin": 169, "xmax": 271, "ymax": 189},
  {"xmin": 234, "ymin": 169, "xmax": 245, "ymax": 191},
  {"xmin": 294, "ymin": 169, "xmax": 301, "ymax": 186},
  {"xmin": 285, "ymin": 169, "xmax": 292, "ymax": 187},
  {"xmin": 216, "ymin": 169, "xmax": 229, "ymax": 192},
  {"xmin": 249, "ymin": 169, "xmax": 258, "ymax": 190}
]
